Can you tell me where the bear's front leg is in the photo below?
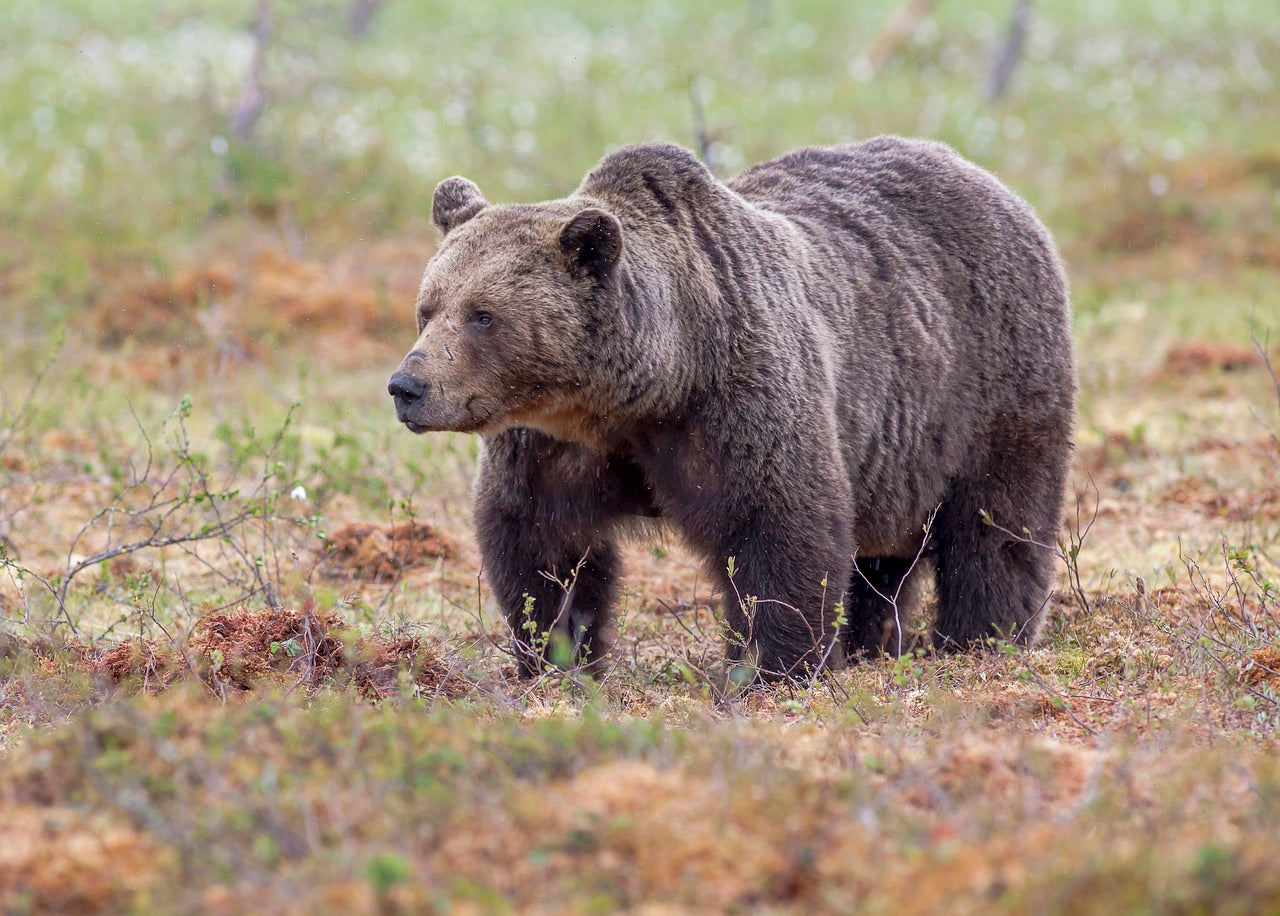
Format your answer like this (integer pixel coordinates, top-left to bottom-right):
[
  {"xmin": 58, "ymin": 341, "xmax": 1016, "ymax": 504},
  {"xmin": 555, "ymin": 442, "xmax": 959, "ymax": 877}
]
[
  {"xmin": 709, "ymin": 510, "xmax": 850, "ymax": 682},
  {"xmin": 474, "ymin": 429, "xmax": 627, "ymax": 677},
  {"xmin": 643, "ymin": 411, "xmax": 852, "ymax": 682}
]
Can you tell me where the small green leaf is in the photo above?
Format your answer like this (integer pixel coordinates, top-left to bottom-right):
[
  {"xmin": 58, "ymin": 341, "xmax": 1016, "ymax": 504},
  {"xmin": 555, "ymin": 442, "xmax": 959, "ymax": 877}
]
[{"xmin": 364, "ymin": 852, "xmax": 411, "ymax": 893}]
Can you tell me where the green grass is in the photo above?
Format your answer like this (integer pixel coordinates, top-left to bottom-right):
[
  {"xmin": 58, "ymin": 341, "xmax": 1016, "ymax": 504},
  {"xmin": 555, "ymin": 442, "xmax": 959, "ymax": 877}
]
[{"xmin": 3, "ymin": 0, "xmax": 1277, "ymax": 251}]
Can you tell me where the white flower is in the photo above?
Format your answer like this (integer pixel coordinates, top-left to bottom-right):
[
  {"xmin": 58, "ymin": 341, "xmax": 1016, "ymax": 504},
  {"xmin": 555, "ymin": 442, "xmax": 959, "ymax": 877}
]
[{"xmin": 290, "ymin": 485, "xmax": 308, "ymax": 501}]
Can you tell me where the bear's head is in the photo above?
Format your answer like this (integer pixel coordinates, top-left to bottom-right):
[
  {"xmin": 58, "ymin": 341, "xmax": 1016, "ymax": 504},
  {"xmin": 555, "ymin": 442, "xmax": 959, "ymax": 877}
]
[{"xmin": 388, "ymin": 176, "xmax": 625, "ymax": 442}]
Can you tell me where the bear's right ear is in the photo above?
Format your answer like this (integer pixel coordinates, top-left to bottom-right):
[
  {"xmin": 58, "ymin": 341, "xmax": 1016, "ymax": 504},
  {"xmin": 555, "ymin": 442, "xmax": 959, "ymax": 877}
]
[
  {"xmin": 432, "ymin": 177, "xmax": 488, "ymax": 235},
  {"xmin": 558, "ymin": 208, "xmax": 623, "ymax": 279}
]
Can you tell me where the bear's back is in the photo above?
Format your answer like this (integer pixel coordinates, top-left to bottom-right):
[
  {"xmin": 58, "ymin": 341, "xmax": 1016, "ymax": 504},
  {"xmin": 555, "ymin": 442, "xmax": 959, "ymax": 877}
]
[
  {"xmin": 728, "ymin": 136, "xmax": 1071, "ymax": 387},
  {"xmin": 727, "ymin": 137, "xmax": 1049, "ymax": 268}
]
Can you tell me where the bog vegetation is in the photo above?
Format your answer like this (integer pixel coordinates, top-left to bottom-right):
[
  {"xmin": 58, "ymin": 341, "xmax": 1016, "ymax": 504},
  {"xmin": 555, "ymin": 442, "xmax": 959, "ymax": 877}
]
[{"xmin": 1, "ymin": 0, "xmax": 1278, "ymax": 910}]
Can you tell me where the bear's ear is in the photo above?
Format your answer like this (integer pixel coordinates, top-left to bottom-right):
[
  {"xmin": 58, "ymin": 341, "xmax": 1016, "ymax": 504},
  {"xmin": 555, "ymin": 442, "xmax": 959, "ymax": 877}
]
[
  {"xmin": 432, "ymin": 177, "xmax": 488, "ymax": 235},
  {"xmin": 558, "ymin": 208, "xmax": 623, "ymax": 279}
]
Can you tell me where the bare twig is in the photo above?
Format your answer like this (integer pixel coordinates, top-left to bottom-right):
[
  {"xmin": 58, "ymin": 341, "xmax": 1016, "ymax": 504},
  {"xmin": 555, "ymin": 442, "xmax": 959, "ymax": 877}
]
[
  {"xmin": 1, "ymin": 398, "xmax": 310, "ymax": 639},
  {"xmin": 983, "ymin": 478, "xmax": 1099, "ymax": 621},
  {"xmin": 0, "ymin": 335, "xmax": 64, "ymax": 547},
  {"xmin": 1015, "ymin": 646, "xmax": 1098, "ymax": 735},
  {"xmin": 853, "ymin": 504, "xmax": 941, "ymax": 662},
  {"xmin": 0, "ymin": 331, "xmax": 62, "ymax": 457},
  {"xmin": 1249, "ymin": 312, "xmax": 1280, "ymax": 467}
]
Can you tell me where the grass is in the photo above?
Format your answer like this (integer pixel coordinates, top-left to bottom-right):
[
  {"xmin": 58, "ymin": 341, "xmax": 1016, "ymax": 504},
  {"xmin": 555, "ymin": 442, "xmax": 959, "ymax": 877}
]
[
  {"xmin": 5, "ymin": 690, "xmax": 1280, "ymax": 912},
  {"xmin": 1, "ymin": 0, "xmax": 1279, "ymax": 911}
]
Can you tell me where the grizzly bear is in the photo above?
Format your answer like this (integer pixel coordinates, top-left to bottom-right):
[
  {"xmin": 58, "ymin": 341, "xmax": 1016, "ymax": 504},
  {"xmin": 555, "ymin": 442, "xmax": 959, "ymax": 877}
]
[{"xmin": 388, "ymin": 137, "xmax": 1074, "ymax": 680}]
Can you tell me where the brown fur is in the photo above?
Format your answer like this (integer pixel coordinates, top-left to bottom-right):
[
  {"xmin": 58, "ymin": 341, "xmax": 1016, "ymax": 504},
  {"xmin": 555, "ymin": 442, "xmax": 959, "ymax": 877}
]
[{"xmin": 389, "ymin": 138, "xmax": 1075, "ymax": 679}]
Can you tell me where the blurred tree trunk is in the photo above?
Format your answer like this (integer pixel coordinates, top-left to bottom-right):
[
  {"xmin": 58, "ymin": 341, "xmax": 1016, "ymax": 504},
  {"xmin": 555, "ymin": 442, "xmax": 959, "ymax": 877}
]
[
  {"xmin": 348, "ymin": 0, "xmax": 387, "ymax": 38},
  {"xmin": 231, "ymin": 0, "xmax": 272, "ymax": 141},
  {"xmin": 986, "ymin": 0, "xmax": 1034, "ymax": 101},
  {"xmin": 689, "ymin": 75, "xmax": 713, "ymax": 170}
]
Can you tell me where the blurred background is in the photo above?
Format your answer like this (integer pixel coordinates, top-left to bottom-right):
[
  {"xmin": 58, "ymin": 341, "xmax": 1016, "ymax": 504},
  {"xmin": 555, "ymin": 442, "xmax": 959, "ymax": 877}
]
[{"xmin": 2, "ymin": 0, "xmax": 1275, "ymax": 350}]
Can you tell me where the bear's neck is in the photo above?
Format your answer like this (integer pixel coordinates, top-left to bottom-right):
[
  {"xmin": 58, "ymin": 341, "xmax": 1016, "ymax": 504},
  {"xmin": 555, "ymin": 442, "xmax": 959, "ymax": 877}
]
[{"xmin": 573, "ymin": 180, "xmax": 774, "ymax": 439}]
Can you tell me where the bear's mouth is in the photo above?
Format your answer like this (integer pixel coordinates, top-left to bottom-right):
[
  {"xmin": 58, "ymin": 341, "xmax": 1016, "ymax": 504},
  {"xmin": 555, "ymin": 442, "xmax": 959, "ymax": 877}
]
[{"xmin": 398, "ymin": 400, "xmax": 498, "ymax": 436}]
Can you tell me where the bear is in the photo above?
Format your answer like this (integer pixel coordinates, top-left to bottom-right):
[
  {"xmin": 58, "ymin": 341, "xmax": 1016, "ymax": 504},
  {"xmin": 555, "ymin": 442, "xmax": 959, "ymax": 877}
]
[{"xmin": 388, "ymin": 137, "xmax": 1074, "ymax": 680}]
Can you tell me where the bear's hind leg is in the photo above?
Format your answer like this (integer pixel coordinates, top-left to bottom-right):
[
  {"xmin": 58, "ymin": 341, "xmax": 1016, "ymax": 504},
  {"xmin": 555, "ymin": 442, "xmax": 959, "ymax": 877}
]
[
  {"xmin": 932, "ymin": 474, "xmax": 1061, "ymax": 650},
  {"xmin": 842, "ymin": 557, "xmax": 928, "ymax": 660}
]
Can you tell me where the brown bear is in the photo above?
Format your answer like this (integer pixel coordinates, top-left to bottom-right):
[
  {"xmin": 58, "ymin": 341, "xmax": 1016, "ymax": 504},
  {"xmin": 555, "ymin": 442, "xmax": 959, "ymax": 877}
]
[{"xmin": 388, "ymin": 137, "xmax": 1074, "ymax": 680}]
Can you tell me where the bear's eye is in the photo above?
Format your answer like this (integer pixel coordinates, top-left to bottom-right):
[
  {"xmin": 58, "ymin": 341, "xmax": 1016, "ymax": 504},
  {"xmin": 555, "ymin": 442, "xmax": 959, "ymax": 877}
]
[{"xmin": 471, "ymin": 311, "xmax": 494, "ymax": 330}]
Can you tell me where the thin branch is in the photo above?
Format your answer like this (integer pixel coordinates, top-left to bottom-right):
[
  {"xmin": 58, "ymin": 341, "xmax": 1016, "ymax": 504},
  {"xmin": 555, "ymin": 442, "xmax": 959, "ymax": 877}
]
[
  {"xmin": 1249, "ymin": 310, "xmax": 1280, "ymax": 467},
  {"xmin": 0, "ymin": 333, "xmax": 62, "ymax": 457}
]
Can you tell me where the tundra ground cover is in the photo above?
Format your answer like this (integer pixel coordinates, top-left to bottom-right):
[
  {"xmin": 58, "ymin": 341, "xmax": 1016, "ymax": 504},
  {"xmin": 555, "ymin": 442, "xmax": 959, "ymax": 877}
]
[{"xmin": 1, "ymin": 0, "xmax": 1278, "ymax": 910}]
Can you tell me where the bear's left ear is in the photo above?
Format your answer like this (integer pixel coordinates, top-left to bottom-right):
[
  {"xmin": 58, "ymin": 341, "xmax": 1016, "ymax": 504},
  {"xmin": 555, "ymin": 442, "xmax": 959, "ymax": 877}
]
[
  {"xmin": 558, "ymin": 208, "xmax": 623, "ymax": 279},
  {"xmin": 432, "ymin": 177, "xmax": 488, "ymax": 235}
]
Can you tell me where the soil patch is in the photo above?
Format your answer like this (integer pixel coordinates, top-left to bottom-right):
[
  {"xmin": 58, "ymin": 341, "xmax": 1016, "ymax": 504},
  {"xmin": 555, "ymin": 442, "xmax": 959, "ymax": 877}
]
[
  {"xmin": 1092, "ymin": 153, "xmax": 1280, "ymax": 270},
  {"xmin": 1243, "ymin": 646, "xmax": 1280, "ymax": 688},
  {"xmin": 47, "ymin": 607, "xmax": 469, "ymax": 700},
  {"xmin": 321, "ymin": 520, "xmax": 456, "ymax": 581},
  {"xmin": 1165, "ymin": 341, "xmax": 1261, "ymax": 375},
  {"xmin": 92, "ymin": 242, "xmax": 430, "ymax": 354},
  {"xmin": 0, "ymin": 805, "xmax": 170, "ymax": 912}
]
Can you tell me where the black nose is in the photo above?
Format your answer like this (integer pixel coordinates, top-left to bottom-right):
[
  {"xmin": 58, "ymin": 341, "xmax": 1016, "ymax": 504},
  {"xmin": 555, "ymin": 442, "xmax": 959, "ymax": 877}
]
[{"xmin": 388, "ymin": 372, "xmax": 426, "ymax": 404}]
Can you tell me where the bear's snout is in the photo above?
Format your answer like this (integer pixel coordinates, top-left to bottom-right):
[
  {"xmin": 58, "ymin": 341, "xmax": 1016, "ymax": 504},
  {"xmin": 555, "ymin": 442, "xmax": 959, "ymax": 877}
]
[
  {"xmin": 387, "ymin": 369, "xmax": 480, "ymax": 434},
  {"xmin": 388, "ymin": 371, "xmax": 427, "ymax": 416}
]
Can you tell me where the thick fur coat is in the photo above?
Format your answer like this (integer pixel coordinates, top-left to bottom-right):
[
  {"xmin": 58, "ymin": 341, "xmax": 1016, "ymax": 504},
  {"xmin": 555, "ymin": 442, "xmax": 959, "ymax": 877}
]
[{"xmin": 389, "ymin": 137, "xmax": 1074, "ymax": 678}]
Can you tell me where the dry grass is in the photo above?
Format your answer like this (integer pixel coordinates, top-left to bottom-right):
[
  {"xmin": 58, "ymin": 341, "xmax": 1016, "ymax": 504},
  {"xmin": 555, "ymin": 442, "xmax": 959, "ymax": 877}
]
[
  {"xmin": 0, "ymin": 805, "xmax": 172, "ymax": 913},
  {"xmin": 93, "ymin": 244, "xmax": 428, "ymax": 351}
]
